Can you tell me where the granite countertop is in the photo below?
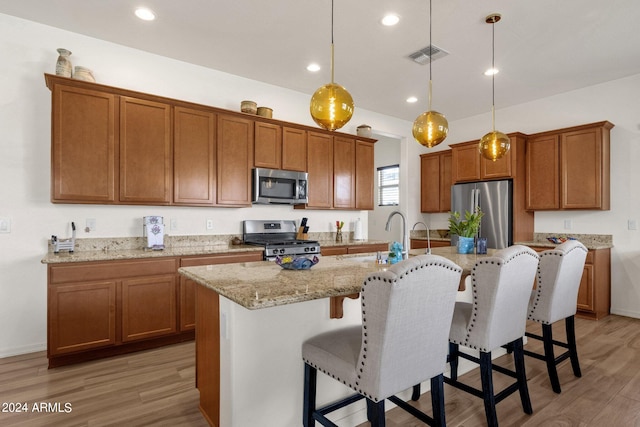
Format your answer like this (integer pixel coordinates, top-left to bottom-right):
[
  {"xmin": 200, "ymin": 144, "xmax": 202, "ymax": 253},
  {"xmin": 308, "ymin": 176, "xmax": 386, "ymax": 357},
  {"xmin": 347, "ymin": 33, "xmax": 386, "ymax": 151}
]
[
  {"xmin": 178, "ymin": 246, "xmax": 494, "ymax": 310},
  {"xmin": 41, "ymin": 234, "xmax": 390, "ymax": 264},
  {"xmin": 515, "ymin": 233, "xmax": 613, "ymax": 250}
]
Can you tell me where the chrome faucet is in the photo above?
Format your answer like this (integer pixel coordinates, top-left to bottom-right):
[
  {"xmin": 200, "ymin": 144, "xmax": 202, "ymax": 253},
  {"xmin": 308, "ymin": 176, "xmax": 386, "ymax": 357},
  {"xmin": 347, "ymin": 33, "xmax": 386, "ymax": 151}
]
[
  {"xmin": 385, "ymin": 211, "xmax": 409, "ymax": 260},
  {"xmin": 412, "ymin": 221, "xmax": 431, "ymax": 255}
]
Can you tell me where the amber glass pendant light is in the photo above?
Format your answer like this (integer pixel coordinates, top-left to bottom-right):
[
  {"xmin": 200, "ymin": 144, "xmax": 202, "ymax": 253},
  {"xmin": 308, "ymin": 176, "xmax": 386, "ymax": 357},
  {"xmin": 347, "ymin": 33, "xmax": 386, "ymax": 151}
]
[
  {"xmin": 412, "ymin": 0, "xmax": 448, "ymax": 148},
  {"xmin": 309, "ymin": 0, "xmax": 354, "ymax": 131},
  {"xmin": 479, "ymin": 13, "xmax": 510, "ymax": 161}
]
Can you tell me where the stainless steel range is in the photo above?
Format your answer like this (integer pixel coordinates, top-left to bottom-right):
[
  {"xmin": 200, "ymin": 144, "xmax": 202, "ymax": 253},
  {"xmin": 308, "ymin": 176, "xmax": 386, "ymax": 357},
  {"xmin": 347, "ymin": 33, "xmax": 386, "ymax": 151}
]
[{"xmin": 243, "ymin": 220, "xmax": 321, "ymax": 261}]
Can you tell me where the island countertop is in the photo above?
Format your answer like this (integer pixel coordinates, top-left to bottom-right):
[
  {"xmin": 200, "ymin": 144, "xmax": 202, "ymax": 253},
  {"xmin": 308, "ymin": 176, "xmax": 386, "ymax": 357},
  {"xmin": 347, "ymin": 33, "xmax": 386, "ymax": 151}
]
[{"xmin": 178, "ymin": 246, "xmax": 495, "ymax": 310}]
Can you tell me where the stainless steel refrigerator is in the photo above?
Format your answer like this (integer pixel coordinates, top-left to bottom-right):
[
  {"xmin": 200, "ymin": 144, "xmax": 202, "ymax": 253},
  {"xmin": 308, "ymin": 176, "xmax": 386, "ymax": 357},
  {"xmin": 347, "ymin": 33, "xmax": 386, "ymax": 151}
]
[{"xmin": 450, "ymin": 180, "xmax": 513, "ymax": 249}]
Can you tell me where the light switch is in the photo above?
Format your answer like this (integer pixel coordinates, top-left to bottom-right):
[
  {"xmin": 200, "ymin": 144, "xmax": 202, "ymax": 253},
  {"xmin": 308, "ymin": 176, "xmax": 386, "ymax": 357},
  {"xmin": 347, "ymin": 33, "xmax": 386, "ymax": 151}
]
[
  {"xmin": 564, "ymin": 219, "xmax": 572, "ymax": 230},
  {"xmin": 0, "ymin": 217, "xmax": 11, "ymax": 233},
  {"xmin": 170, "ymin": 218, "xmax": 178, "ymax": 230},
  {"xmin": 629, "ymin": 219, "xmax": 637, "ymax": 230}
]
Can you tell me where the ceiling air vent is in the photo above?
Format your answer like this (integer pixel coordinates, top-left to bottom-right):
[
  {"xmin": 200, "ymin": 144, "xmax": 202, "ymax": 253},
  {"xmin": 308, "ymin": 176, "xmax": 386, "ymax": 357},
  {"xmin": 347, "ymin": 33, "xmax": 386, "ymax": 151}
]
[{"xmin": 408, "ymin": 44, "xmax": 449, "ymax": 65}]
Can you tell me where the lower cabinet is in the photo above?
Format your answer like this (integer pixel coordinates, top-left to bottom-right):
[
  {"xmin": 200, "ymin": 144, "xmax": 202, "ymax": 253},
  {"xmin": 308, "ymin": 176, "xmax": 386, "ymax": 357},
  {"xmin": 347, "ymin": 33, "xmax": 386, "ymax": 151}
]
[
  {"xmin": 47, "ymin": 251, "xmax": 262, "ymax": 367},
  {"xmin": 321, "ymin": 243, "xmax": 389, "ymax": 256},
  {"xmin": 410, "ymin": 239, "xmax": 450, "ymax": 250},
  {"xmin": 528, "ymin": 246, "xmax": 610, "ymax": 320}
]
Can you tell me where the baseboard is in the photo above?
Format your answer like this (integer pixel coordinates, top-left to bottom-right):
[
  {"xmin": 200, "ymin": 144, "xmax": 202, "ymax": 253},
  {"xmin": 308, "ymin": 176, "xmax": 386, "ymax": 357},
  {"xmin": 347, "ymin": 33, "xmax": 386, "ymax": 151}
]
[
  {"xmin": 0, "ymin": 342, "xmax": 46, "ymax": 359},
  {"xmin": 610, "ymin": 308, "xmax": 640, "ymax": 319}
]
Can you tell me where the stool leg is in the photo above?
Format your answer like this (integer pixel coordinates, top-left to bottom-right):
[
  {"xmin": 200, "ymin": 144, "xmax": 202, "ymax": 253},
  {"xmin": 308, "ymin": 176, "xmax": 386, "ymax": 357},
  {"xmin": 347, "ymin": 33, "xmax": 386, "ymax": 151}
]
[
  {"xmin": 513, "ymin": 338, "xmax": 533, "ymax": 414},
  {"xmin": 303, "ymin": 363, "xmax": 317, "ymax": 427},
  {"xmin": 430, "ymin": 374, "xmax": 446, "ymax": 427},
  {"xmin": 366, "ymin": 399, "xmax": 386, "ymax": 427},
  {"xmin": 411, "ymin": 384, "xmax": 421, "ymax": 401},
  {"xmin": 542, "ymin": 324, "xmax": 561, "ymax": 393},
  {"xmin": 449, "ymin": 342, "xmax": 460, "ymax": 381},
  {"xmin": 479, "ymin": 351, "xmax": 498, "ymax": 427},
  {"xmin": 566, "ymin": 315, "xmax": 582, "ymax": 378}
]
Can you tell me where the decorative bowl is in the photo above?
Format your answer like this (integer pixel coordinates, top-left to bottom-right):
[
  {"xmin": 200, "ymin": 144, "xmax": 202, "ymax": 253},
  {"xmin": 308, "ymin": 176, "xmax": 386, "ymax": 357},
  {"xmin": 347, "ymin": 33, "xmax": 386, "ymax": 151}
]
[
  {"xmin": 241, "ymin": 100, "xmax": 257, "ymax": 114},
  {"xmin": 546, "ymin": 236, "xmax": 576, "ymax": 244},
  {"xmin": 437, "ymin": 229, "xmax": 449, "ymax": 238},
  {"xmin": 276, "ymin": 255, "xmax": 319, "ymax": 270}
]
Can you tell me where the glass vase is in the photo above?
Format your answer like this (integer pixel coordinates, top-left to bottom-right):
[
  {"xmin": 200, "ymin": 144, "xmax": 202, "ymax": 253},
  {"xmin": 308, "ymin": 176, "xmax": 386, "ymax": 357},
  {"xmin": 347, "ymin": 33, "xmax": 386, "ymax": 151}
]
[{"xmin": 335, "ymin": 230, "xmax": 342, "ymax": 243}]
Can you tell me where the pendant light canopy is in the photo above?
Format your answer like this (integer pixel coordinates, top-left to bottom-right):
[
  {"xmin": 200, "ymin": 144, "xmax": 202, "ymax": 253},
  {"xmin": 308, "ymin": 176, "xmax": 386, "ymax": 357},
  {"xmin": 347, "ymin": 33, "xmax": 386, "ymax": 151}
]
[
  {"xmin": 412, "ymin": 0, "xmax": 448, "ymax": 148},
  {"xmin": 310, "ymin": 0, "xmax": 354, "ymax": 131},
  {"xmin": 479, "ymin": 13, "xmax": 510, "ymax": 161}
]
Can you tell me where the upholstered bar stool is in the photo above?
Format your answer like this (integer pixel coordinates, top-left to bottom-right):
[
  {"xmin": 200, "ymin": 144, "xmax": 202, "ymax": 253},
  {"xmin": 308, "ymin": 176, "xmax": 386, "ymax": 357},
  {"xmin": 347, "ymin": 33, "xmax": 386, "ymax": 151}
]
[
  {"xmin": 525, "ymin": 240, "xmax": 588, "ymax": 393},
  {"xmin": 446, "ymin": 245, "xmax": 539, "ymax": 427},
  {"xmin": 302, "ymin": 255, "xmax": 462, "ymax": 427}
]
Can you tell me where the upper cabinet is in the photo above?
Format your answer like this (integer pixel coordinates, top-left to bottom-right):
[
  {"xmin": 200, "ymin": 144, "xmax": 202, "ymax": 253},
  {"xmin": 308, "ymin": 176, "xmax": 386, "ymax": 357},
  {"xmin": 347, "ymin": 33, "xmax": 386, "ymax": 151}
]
[
  {"xmin": 451, "ymin": 134, "xmax": 522, "ymax": 183},
  {"xmin": 119, "ymin": 97, "xmax": 172, "ymax": 204},
  {"xmin": 420, "ymin": 150, "xmax": 452, "ymax": 213},
  {"xmin": 45, "ymin": 74, "xmax": 373, "ymax": 209},
  {"xmin": 173, "ymin": 106, "xmax": 216, "ymax": 206},
  {"xmin": 50, "ymin": 84, "xmax": 117, "ymax": 203},
  {"xmin": 525, "ymin": 121, "xmax": 613, "ymax": 210}
]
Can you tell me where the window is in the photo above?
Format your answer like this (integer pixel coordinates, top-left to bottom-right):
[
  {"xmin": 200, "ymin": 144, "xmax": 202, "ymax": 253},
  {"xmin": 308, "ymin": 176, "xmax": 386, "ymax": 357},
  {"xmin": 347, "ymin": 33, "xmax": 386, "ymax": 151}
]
[{"xmin": 377, "ymin": 164, "xmax": 399, "ymax": 206}]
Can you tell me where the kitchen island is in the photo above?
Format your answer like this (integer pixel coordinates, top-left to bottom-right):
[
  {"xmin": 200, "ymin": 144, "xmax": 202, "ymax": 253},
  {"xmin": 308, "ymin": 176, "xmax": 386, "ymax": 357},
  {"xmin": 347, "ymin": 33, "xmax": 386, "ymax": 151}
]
[{"xmin": 179, "ymin": 247, "xmax": 493, "ymax": 426}]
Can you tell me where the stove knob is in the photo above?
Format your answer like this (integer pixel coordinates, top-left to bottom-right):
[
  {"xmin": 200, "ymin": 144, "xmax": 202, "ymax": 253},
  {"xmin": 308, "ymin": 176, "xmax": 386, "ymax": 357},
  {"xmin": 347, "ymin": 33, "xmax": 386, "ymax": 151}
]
[
  {"xmin": 279, "ymin": 248, "xmax": 286, "ymax": 254},
  {"xmin": 304, "ymin": 247, "xmax": 310, "ymax": 252},
  {"xmin": 272, "ymin": 249, "xmax": 278, "ymax": 255}
]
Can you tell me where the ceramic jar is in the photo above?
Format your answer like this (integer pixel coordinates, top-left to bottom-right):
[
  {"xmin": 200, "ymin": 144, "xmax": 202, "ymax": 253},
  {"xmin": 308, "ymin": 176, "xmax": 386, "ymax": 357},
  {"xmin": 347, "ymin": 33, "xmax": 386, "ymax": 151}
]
[
  {"xmin": 357, "ymin": 124, "xmax": 372, "ymax": 138},
  {"xmin": 72, "ymin": 66, "xmax": 96, "ymax": 82},
  {"xmin": 257, "ymin": 107, "xmax": 273, "ymax": 118},
  {"xmin": 241, "ymin": 100, "xmax": 257, "ymax": 114},
  {"xmin": 55, "ymin": 48, "xmax": 73, "ymax": 77},
  {"xmin": 457, "ymin": 236, "xmax": 475, "ymax": 254}
]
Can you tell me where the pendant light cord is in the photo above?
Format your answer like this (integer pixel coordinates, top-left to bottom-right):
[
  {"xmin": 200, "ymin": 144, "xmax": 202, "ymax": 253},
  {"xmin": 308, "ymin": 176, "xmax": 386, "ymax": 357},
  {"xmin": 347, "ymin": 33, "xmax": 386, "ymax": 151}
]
[
  {"xmin": 428, "ymin": 0, "xmax": 433, "ymax": 111},
  {"xmin": 330, "ymin": 0, "xmax": 335, "ymax": 84},
  {"xmin": 491, "ymin": 17, "xmax": 496, "ymax": 131}
]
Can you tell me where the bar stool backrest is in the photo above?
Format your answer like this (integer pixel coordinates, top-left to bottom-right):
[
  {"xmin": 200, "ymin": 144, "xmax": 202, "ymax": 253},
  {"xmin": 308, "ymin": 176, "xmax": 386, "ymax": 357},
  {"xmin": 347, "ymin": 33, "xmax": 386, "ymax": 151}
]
[
  {"xmin": 529, "ymin": 240, "xmax": 589, "ymax": 325},
  {"xmin": 357, "ymin": 255, "xmax": 462, "ymax": 400}
]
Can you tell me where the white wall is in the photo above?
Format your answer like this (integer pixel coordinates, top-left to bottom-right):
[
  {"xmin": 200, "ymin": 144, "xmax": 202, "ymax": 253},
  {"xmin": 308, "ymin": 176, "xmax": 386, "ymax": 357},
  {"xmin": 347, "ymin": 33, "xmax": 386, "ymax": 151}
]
[
  {"xmin": 1, "ymin": 12, "xmax": 639, "ymax": 357},
  {"xmin": 368, "ymin": 134, "xmax": 402, "ymax": 243}
]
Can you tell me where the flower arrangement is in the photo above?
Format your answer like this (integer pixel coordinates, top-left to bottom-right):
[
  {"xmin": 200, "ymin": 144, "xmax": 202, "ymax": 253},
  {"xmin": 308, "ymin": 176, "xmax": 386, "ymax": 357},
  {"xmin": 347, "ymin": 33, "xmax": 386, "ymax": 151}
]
[
  {"xmin": 448, "ymin": 208, "xmax": 484, "ymax": 238},
  {"xmin": 336, "ymin": 221, "xmax": 344, "ymax": 231},
  {"xmin": 335, "ymin": 221, "xmax": 344, "ymax": 242}
]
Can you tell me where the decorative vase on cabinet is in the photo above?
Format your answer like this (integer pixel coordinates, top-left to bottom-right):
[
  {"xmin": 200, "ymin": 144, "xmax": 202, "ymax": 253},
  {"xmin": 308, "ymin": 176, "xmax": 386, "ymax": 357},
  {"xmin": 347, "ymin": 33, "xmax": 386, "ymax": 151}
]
[{"xmin": 55, "ymin": 48, "xmax": 73, "ymax": 77}]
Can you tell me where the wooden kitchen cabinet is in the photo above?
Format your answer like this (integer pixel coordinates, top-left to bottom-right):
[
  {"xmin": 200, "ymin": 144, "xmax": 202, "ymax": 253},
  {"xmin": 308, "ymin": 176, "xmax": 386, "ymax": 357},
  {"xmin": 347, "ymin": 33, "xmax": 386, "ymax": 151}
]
[
  {"xmin": 306, "ymin": 131, "xmax": 334, "ymax": 208},
  {"xmin": 355, "ymin": 141, "xmax": 375, "ymax": 210},
  {"xmin": 282, "ymin": 127, "xmax": 307, "ymax": 171},
  {"xmin": 525, "ymin": 121, "xmax": 613, "ymax": 210},
  {"xmin": 50, "ymin": 83, "xmax": 117, "ymax": 203},
  {"xmin": 254, "ymin": 121, "xmax": 282, "ymax": 169},
  {"xmin": 451, "ymin": 134, "xmax": 521, "ymax": 183},
  {"xmin": 119, "ymin": 96, "xmax": 172, "ymax": 204},
  {"xmin": 321, "ymin": 242, "xmax": 389, "ymax": 256},
  {"xmin": 528, "ymin": 246, "xmax": 610, "ymax": 320},
  {"xmin": 420, "ymin": 150, "xmax": 452, "ymax": 213},
  {"xmin": 217, "ymin": 114, "xmax": 253, "ymax": 206},
  {"xmin": 121, "ymin": 274, "xmax": 177, "ymax": 342},
  {"xmin": 173, "ymin": 106, "xmax": 216, "ymax": 205},
  {"xmin": 179, "ymin": 252, "xmax": 263, "ymax": 331},
  {"xmin": 410, "ymin": 239, "xmax": 450, "ymax": 249},
  {"xmin": 334, "ymin": 136, "xmax": 356, "ymax": 209}
]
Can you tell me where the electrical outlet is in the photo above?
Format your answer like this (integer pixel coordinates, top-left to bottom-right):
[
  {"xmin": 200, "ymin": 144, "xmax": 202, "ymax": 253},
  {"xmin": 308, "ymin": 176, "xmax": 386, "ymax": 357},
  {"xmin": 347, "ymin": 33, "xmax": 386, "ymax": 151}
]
[
  {"xmin": 85, "ymin": 218, "xmax": 96, "ymax": 232},
  {"xmin": 206, "ymin": 219, "xmax": 214, "ymax": 230},
  {"xmin": 629, "ymin": 219, "xmax": 637, "ymax": 230},
  {"xmin": 564, "ymin": 219, "xmax": 572, "ymax": 230},
  {"xmin": 0, "ymin": 217, "xmax": 11, "ymax": 233},
  {"xmin": 170, "ymin": 218, "xmax": 178, "ymax": 230}
]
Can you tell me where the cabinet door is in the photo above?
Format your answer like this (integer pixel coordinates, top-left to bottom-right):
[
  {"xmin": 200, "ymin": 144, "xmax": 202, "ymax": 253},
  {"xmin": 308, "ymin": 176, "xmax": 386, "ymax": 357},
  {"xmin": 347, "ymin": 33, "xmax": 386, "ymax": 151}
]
[
  {"xmin": 173, "ymin": 107, "xmax": 216, "ymax": 205},
  {"xmin": 355, "ymin": 141, "xmax": 375, "ymax": 210},
  {"xmin": 440, "ymin": 152, "xmax": 452, "ymax": 211},
  {"xmin": 120, "ymin": 97, "xmax": 172, "ymax": 204},
  {"xmin": 334, "ymin": 136, "xmax": 356, "ymax": 209},
  {"xmin": 254, "ymin": 121, "xmax": 282, "ymax": 169},
  {"xmin": 421, "ymin": 154, "xmax": 441, "ymax": 213},
  {"xmin": 525, "ymin": 134, "xmax": 560, "ymax": 210},
  {"xmin": 121, "ymin": 275, "xmax": 177, "ymax": 342},
  {"xmin": 306, "ymin": 132, "xmax": 334, "ymax": 208},
  {"xmin": 217, "ymin": 114, "xmax": 253, "ymax": 206},
  {"xmin": 561, "ymin": 127, "xmax": 605, "ymax": 209},
  {"xmin": 576, "ymin": 264, "xmax": 594, "ymax": 312},
  {"xmin": 452, "ymin": 143, "xmax": 481, "ymax": 182},
  {"xmin": 481, "ymin": 144, "xmax": 512, "ymax": 179},
  {"xmin": 51, "ymin": 84, "xmax": 117, "ymax": 202},
  {"xmin": 48, "ymin": 281, "xmax": 116, "ymax": 355},
  {"xmin": 282, "ymin": 127, "xmax": 307, "ymax": 171}
]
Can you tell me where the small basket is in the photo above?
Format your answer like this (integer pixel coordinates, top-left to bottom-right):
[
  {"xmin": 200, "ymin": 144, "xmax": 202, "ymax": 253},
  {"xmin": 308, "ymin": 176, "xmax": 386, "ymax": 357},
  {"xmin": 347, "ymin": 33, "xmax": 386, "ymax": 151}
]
[
  {"xmin": 241, "ymin": 100, "xmax": 257, "ymax": 114},
  {"xmin": 257, "ymin": 107, "xmax": 273, "ymax": 118}
]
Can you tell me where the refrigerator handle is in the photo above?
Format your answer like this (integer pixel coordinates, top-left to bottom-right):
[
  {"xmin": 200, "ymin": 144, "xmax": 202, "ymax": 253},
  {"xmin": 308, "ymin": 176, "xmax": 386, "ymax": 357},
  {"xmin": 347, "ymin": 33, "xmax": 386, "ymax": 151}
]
[
  {"xmin": 475, "ymin": 188, "xmax": 481, "ymax": 236},
  {"xmin": 469, "ymin": 190, "xmax": 475, "ymax": 213}
]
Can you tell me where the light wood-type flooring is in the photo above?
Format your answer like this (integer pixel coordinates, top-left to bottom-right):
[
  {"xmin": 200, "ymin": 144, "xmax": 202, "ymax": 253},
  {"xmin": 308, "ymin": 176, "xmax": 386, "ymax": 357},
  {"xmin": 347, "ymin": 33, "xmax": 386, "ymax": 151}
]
[{"xmin": 1, "ymin": 315, "xmax": 639, "ymax": 426}]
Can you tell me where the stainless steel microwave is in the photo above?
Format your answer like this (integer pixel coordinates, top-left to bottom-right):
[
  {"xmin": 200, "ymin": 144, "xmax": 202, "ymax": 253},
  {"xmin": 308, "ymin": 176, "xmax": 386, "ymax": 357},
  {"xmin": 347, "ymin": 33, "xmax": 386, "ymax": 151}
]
[{"xmin": 252, "ymin": 168, "xmax": 308, "ymax": 205}]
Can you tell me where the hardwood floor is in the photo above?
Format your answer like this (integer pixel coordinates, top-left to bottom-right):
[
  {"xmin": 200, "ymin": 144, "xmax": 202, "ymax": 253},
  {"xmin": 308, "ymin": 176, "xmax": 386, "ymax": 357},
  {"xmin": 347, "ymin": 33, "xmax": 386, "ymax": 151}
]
[{"xmin": 1, "ymin": 315, "xmax": 639, "ymax": 426}]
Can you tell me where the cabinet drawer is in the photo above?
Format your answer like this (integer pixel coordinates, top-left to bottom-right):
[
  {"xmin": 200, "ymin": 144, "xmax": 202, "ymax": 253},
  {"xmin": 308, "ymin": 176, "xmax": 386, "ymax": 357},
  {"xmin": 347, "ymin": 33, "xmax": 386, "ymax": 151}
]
[
  {"xmin": 181, "ymin": 252, "xmax": 262, "ymax": 267},
  {"xmin": 49, "ymin": 258, "xmax": 178, "ymax": 284}
]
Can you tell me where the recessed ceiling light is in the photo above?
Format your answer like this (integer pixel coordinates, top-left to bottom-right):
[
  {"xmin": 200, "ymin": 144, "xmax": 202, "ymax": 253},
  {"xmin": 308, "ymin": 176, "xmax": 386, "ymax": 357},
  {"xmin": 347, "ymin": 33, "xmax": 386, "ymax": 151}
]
[
  {"xmin": 306, "ymin": 63, "xmax": 321, "ymax": 72},
  {"xmin": 484, "ymin": 68, "xmax": 499, "ymax": 76},
  {"xmin": 406, "ymin": 96, "xmax": 418, "ymax": 103},
  {"xmin": 135, "ymin": 7, "xmax": 156, "ymax": 21},
  {"xmin": 381, "ymin": 14, "xmax": 400, "ymax": 26}
]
